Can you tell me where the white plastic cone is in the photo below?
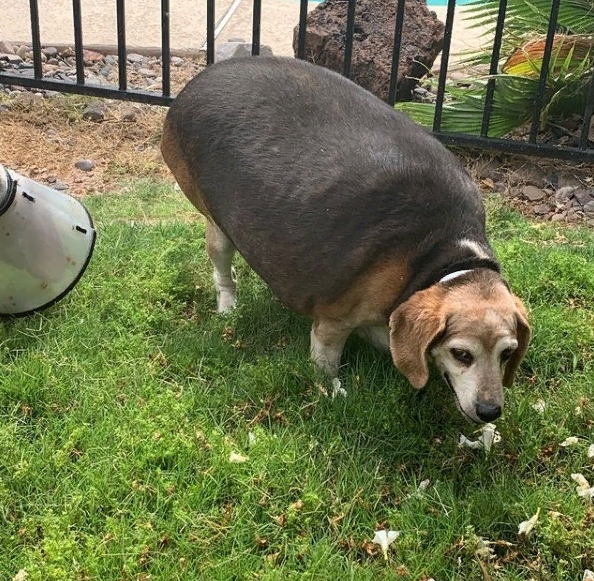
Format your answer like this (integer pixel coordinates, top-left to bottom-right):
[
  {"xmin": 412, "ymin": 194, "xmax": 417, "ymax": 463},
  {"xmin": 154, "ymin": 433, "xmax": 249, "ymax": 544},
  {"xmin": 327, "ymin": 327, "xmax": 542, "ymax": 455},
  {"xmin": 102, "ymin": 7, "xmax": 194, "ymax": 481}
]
[{"xmin": 0, "ymin": 164, "xmax": 96, "ymax": 315}]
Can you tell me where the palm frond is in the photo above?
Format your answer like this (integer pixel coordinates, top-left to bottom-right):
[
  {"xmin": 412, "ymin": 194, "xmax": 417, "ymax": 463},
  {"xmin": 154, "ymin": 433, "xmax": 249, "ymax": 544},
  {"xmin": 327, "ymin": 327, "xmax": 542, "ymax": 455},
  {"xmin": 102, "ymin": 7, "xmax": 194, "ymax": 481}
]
[
  {"xmin": 396, "ymin": 76, "xmax": 543, "ymax": 137},
  {"xmin": 463, "ymin": 0, "xmax": 594, "ymax": 35}
]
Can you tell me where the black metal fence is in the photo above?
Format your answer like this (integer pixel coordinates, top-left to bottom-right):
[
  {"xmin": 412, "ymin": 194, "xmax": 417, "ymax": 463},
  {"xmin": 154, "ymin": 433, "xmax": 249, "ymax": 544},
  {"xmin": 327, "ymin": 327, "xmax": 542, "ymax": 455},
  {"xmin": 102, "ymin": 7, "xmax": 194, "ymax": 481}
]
[{"xmin": 1, "ymin": 0, "xmax": 593, "ymax": 161}]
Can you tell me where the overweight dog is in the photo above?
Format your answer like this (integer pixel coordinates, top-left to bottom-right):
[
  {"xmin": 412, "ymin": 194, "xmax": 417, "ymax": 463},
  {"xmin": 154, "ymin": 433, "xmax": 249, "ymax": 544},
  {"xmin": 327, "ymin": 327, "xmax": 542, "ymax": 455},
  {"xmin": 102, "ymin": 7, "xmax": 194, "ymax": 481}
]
[{"xmin": 161, "ymin": 57, "xmax": 530, "ymax": 424}]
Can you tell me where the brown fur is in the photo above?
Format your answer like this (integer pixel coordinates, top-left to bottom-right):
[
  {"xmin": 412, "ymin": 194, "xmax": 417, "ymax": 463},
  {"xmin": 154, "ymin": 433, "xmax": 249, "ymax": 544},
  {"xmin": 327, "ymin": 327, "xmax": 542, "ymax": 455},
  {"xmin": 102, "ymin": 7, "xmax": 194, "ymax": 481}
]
[
  {"xmin": 313, "ymin": 255, "xmax": 410, "ymax": 323},
  {"xmin": 161, "ymin": 118, "xmax": 211, "ymax": 218}
]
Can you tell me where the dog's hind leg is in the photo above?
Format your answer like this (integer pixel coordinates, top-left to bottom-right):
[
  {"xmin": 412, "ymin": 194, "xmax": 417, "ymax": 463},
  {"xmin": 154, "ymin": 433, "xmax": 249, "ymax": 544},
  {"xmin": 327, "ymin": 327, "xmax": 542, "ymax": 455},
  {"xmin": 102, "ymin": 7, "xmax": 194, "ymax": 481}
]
[
  {"xmin": 206, "ymin": 220, "xmax": 237, "ymax": 313},
  {"xmin": 310, "ymin": 318, "xmax": 353, "ymax": 374}
]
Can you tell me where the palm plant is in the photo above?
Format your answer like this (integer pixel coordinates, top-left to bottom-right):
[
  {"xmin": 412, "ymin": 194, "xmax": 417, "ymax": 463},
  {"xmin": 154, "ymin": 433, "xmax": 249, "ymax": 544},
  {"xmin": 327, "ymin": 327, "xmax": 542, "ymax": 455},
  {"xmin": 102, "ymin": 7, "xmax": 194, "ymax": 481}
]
[{"xmin": 395, "ymin": 0, "xmax": 594, "ymax": 138}]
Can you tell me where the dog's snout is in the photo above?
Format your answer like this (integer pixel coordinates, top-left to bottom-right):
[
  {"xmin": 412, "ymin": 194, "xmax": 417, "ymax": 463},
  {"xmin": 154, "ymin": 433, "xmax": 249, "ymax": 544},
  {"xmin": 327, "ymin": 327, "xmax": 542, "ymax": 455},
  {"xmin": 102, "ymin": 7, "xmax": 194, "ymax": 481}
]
[{"xmin": 475, "ymin": 402, "xmax": 502, "ymax": 422}]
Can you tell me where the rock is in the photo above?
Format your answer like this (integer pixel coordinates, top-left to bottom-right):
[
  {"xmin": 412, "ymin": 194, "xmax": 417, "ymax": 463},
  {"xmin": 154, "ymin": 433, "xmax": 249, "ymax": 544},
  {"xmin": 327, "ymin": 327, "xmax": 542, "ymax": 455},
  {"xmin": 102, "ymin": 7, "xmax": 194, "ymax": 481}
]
[
  {"xmin": 584, "ymin": 201, "xmax": 594, "ymax": 214},
  {"xmin": 477, "ymin": 159, "xmax": 504, "ymax": 182},
  {"xmin": 574, "ymin": 189, "xmax": 594, "ymax": 206},
  {"xmin": 522, "ymin": 185, "xmax": 546, "ymax": 202},
  {"xmin": 554, "ymin": 186, "xmax": 576, "ymax": 203},
  {"xmin": 555, "ymin": 171, "xmax": 583, "ymax": 189},
  {"xmin": 16, "ymin": 45, "xmax": 29, "ymax": 59},
  {"xmin": 0, "ymin": 53, "xmax": 23, "ymax": 65},
  {"xmin": 566, "ymin": 207, "xmax": 584, "ymax": 220},
  {"xmin": 137, "ymin": 67, "xmax": 156, "ymax": 77},
  {"xmin": 171, "ymin": 56, "xmax": 184, "ymax": 66},
  {"xmin": 515, "ymin": 163, "xmax": 547, "ymax": 186},
  {"xmin": 533, "ymin": 203, "xmax": 551, "ymax": 215},
  {"xmin": 74, "ymin": 159, "xmax": 95, "ymax": 172},
  {"xmin": 59, "ymin": 46, "xmax": 75, "ymax": 58},
  {"xmin": 550, "ymin": 212, "xmax": 566, "ymax": 222},
  {"xmin": 82, "ymin": 102, "xmax": 106, "ymax": 121},
  {"xmin": 53, "ymin": 182, "xmax": 68, "ymax": 191},
  {"xmin": 83, "ymin": 49, "xmax": 104, "ymax": 65},
  {"xmin": 0, "ymin": 40, "xmax": 15, "ymax": 54},
  {"xmin": 120, "ymin": 108, "xmax": 137, "ymax": 122},
  {"xmin": 215, "ymin": 42, "xmax": 273, "ymax": 62},
  {"xmin": 127, "ymin": 53, "xmax": 146, "ymax": 63},
  {"xmin": 41, "ymin": 46, "xmax": 58, "ymax": 57},
  {"xmin": 293, "ymin": 0, "xmax": 444, "ymax": 101}
]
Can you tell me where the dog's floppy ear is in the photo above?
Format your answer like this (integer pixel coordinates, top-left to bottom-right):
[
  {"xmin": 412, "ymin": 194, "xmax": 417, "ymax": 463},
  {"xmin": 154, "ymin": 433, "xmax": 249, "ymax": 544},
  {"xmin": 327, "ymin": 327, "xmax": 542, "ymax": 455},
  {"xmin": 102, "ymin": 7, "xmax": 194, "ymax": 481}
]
[
  {"xmin": 389, "ymin": 285, "xmax": 448, "ymax": 389},
  {"xmin": 503, "ymin": 294, "xmax": 531, "ymax": 388}
]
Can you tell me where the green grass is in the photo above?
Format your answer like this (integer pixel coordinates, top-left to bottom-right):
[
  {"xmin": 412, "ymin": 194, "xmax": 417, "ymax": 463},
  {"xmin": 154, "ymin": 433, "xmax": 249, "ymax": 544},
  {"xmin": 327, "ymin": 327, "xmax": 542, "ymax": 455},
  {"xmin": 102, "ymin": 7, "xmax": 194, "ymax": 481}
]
[{"xmin": 1, "ymin": 180, "xmax": 594, "ymax": 580}]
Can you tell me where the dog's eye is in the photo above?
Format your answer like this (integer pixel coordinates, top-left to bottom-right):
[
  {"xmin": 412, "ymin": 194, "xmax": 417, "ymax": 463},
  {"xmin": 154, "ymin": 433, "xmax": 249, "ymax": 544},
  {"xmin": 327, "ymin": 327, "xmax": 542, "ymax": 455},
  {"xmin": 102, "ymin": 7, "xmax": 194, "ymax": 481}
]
[
  {"xmin": 450, "ymin": 348, "xmax": 474, "ymax": 366},
  {"xmin": 501, "ymin": 348, "xmax": 515, "ymax": 362}
]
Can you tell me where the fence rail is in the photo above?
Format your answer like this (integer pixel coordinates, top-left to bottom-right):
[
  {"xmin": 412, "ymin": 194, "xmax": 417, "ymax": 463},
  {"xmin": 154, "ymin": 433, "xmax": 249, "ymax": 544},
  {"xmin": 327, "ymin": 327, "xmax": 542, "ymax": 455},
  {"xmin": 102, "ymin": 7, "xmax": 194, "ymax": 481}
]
[{"xmin": 1, "ymin": 0, "xmax": 593, "ymax": 161}]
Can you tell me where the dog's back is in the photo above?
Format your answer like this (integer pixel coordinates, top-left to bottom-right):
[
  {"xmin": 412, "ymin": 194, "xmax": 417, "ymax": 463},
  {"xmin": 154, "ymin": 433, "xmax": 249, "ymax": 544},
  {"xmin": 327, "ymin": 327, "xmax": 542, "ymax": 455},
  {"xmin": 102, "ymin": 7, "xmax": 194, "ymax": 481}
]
[{"xmin": 162, "ymin": 57, "xmax": 493, "ymax": 314}]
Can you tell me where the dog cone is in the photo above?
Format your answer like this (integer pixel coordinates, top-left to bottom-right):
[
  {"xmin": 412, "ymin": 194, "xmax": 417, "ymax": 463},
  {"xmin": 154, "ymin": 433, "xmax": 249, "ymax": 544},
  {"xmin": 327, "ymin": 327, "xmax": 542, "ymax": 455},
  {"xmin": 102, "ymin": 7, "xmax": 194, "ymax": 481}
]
[{"xmin": 0, "ymin": 164, "xmax": 96, "ymax": 315}]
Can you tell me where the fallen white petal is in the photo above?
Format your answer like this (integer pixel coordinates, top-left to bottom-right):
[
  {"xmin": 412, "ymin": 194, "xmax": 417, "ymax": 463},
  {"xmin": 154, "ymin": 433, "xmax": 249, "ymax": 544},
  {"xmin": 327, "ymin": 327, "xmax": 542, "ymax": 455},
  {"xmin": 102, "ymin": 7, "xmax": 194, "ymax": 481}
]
[
  {"xmin": 458, "ymin": 435, "xmax": 483, "ymax": 450},
  {"xmin": 572, "ymin": 473, "xmax": 594, "ymax": 502},
  {"xmin": 229, "ymin": 451, "xmax": 248, "ymax": 463},
  {"xmin": 560, "ymin": 436, "xmax": 580, "ymax": 447},
  {"xmin": 13, "ymin": 571, "xmax": 28, "ymax": 581},
  {"xmin": 518, "ymin": 508, "xmax": 540, "ymax": 537},
  {"xmin": 458, "ymin": 423, "xmax": 501, "ymax": 452},
  {"xmin": 572, "ymin": 473, "xmax": 590, "ymax": 488},
  {"xmin": 372, "ymin": 529, "xmax": 400, "ymax": 560},
  {"xmin": 331, "ymin": 377, "xmax": 347, "ymax": 399},
  {"xmin": 248, "ymin": 432, "xmax": 257, "ymax": 446},
  {"xmin": 583, "ymin": 570, "xmax": 594, "ymax": 581},
  {"xmin": 418, "ymin": 479, "xmax": 431, "ymax": 492},
  {"xmin": 588, "ymin": 444, "xmax": 594, "ymax": 459},
  {"xmin": 479, "ymin": 423, "xmax": 501, "ymax": 452},
  {"xmin": 475, "ymin": 538, "xmax": 494, "ymax": 558},
  {"xmin": 531, "ymin": 399, "xmax": 546, "ymax": 413}
]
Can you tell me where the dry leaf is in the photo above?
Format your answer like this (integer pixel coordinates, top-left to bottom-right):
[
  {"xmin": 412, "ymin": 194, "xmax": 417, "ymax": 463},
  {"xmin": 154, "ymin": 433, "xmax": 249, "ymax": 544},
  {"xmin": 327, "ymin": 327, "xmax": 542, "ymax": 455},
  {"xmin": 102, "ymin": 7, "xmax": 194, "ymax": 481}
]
[
  {"xmin": 583, "ymin": 570, "xmax": 594, "ymax": 581},
  {"xmin": 588, "ymin": 444, "xmax": 594, "ymax": 459},
  {"xmin": 13, "ymin": 572, "xmax": 28, "ymax": 581}
]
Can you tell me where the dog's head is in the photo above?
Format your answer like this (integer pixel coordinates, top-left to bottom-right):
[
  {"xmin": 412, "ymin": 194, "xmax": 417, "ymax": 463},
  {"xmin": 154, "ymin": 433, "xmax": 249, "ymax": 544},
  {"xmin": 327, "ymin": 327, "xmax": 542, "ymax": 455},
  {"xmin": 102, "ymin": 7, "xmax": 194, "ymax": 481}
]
[{"xmin": 388, "ymin": 269, "xmax": 530, "ymax": 423}]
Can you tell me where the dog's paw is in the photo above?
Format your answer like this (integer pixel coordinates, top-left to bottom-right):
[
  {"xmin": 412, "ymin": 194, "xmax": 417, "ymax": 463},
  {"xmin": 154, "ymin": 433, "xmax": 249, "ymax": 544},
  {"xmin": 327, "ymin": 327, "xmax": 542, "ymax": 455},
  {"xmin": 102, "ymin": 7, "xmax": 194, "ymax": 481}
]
[{"xmin": 214, "ymin": 267, "xmax": 237, "ymax": 313}]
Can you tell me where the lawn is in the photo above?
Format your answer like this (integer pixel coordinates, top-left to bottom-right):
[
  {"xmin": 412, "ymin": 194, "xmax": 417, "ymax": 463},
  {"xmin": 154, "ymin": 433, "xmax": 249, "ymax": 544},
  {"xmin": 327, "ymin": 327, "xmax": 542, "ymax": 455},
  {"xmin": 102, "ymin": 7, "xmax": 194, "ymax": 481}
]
[{"xmin": 1, "ymin": 180, "xmax": 593, "ymax": 581}]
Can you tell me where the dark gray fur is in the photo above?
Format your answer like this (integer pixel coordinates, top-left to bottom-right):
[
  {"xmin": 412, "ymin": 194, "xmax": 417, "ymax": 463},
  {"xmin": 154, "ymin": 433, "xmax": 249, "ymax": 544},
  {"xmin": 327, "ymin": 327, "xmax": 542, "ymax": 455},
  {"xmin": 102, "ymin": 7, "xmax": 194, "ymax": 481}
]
[{"xmin": 165, "ymin": 57, "xmax": 498, "ymax": 315}]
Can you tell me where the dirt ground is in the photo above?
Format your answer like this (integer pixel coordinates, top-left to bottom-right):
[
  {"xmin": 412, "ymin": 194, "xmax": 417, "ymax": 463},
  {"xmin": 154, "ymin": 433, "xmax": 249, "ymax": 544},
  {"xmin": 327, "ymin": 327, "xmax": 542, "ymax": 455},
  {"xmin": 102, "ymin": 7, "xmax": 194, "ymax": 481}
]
[
  {"xmin": 0, "ymin": 60, "xmax": 593, "ymax": 226},
  {"xmin": 0, "ymin": 58, "xmax": 205, "ymax": 196}
]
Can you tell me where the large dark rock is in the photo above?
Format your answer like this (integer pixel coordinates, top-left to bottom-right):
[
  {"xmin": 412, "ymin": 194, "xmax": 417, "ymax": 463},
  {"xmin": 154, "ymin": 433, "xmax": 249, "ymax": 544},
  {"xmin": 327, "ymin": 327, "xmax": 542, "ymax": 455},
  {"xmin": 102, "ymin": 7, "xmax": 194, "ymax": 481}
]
[{"xmin": 293, "ymin": 0, "xmax": 444, "ymax": 102}]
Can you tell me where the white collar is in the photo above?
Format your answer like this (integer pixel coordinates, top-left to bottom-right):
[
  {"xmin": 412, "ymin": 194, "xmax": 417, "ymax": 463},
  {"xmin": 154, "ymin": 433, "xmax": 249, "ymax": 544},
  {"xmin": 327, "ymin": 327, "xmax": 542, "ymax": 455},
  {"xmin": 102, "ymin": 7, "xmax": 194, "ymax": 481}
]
[{"xmin": 439, "ymin": 269, "xmax": 472, "ymax": 284}]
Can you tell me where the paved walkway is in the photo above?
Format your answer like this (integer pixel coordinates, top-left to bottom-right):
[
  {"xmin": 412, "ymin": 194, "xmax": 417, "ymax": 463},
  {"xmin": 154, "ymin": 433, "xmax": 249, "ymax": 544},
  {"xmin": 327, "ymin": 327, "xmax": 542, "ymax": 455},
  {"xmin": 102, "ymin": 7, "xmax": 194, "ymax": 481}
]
[{"xmin": 0, "ymin": 0, "xmax": 485, "ymax": 60}]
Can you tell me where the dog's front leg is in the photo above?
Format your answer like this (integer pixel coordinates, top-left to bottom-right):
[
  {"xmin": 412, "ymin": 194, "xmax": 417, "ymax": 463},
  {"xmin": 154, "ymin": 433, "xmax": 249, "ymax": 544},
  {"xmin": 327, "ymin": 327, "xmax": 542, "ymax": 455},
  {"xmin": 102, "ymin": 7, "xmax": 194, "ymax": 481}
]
[
  {"xmin": 310, "ymin": 318, "xmax": 353, "ymax": 374},
  {"xmin": 205, "ymin": 220, "xmax": 237, "ymax": 313}
]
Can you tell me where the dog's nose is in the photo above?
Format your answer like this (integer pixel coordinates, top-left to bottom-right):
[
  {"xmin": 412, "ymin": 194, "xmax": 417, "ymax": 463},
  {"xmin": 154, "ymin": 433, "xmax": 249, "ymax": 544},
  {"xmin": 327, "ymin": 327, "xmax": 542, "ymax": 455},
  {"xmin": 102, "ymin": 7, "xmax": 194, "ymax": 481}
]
[{"xmin": 475, "ymin": 402, "xmax": 502, "ymax": 422}]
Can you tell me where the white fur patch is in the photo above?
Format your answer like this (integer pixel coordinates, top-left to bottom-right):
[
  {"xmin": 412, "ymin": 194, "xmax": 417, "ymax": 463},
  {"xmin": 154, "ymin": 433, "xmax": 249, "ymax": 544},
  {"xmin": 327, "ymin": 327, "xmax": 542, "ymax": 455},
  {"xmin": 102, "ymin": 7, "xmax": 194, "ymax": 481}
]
[{"xmin": 458, "ymin": 238, "xmax": 491, "ymax": 260}]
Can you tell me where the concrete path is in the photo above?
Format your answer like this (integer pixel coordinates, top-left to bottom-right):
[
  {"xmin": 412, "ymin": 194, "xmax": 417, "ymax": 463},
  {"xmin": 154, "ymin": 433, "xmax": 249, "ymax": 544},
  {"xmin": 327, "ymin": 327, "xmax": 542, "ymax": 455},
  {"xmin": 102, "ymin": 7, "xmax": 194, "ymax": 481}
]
[
  {"xmin": 0, "ymin": 0, "xmax": 485, "ymax": 60},
  {"xmin": 0, "ymin": 0, "xmax": 318, "ymax": 57}
]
